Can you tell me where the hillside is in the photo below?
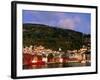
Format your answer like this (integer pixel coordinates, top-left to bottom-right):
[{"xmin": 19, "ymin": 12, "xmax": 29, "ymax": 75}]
[{"xmin": 23, "ymin": 23, "xmax": 90, "ymax": 51}]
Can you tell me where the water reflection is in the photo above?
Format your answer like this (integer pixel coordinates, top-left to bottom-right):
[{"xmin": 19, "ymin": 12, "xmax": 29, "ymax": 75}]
[{"xmin": 23, "ymin": 62, "xmax": 91, "ymax": 69}]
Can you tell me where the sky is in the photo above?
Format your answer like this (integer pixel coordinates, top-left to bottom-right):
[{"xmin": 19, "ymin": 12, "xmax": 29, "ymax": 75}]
[{"xmin": 23, "ymin": 10, "xmax": 91, "ymax": 34}]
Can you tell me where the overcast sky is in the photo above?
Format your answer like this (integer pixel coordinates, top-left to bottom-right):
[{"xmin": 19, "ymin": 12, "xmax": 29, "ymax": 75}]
[{"xmin": 23, "ymin": 10, "xmax": 91, "ymax": 34}]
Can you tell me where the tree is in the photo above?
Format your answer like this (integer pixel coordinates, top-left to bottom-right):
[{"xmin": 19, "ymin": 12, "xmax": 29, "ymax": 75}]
[{"xmin": 47, "ymin": 53, "xmax": 54, "ymax": 59}]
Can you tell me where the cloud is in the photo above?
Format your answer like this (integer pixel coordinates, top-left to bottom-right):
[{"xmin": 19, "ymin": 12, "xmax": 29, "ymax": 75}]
[
  {"xmin": 74, "ymin": 16, "xmax": 81, "ymax": 24},
  {"xmin": 59, "ymin": 18, "xmax": 75, "ymax": 30},
  {"xmin": 58, "ymin": 17, "xmax": 81, "ymax": 30},
  {"xmin": 53, "ymin": 13, "xmax": 81, "ymax": 30}
]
